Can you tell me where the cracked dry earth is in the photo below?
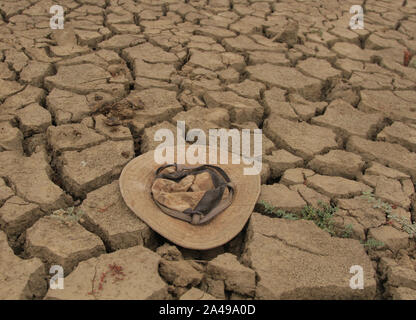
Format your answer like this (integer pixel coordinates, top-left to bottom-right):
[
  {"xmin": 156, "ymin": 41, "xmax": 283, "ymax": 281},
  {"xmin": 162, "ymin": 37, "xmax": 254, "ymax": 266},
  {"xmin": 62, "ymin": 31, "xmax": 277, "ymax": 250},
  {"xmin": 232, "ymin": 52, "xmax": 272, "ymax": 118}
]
[{"xmin": 0, "ymin": 0, "xmax": 416, "ymax": 301}]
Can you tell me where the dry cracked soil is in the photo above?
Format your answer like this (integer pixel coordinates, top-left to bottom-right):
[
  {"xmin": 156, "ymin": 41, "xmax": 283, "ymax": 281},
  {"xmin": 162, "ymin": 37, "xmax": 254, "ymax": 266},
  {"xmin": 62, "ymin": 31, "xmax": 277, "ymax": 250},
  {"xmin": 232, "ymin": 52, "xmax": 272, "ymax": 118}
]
[{"xmin": 1, "ymin": 0, "xmax": 416, "ymax": 300}]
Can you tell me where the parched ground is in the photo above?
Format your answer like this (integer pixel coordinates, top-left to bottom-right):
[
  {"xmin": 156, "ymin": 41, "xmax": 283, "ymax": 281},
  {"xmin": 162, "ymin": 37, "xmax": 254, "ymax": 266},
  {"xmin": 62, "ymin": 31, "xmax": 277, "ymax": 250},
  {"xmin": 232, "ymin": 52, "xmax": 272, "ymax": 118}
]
[{"xmin": 0, "ymin": 0, "xmax": 416, "ymax": 300}]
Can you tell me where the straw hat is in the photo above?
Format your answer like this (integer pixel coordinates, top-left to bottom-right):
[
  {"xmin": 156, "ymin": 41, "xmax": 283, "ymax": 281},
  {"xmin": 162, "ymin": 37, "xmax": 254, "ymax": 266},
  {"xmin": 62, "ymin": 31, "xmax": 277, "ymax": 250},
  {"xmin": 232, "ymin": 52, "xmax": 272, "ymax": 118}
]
[{"xmin": 119, "ymin": 146, "xmax": 260, "ymax": 250}]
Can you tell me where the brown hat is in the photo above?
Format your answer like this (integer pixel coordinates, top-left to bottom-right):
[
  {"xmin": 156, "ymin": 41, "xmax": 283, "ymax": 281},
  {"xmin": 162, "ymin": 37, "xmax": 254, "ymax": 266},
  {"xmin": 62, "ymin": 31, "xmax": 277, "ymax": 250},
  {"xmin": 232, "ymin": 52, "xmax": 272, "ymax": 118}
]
[{"xmin": 119, "ymin": 146, "xmax": 260, "ymax": 250}]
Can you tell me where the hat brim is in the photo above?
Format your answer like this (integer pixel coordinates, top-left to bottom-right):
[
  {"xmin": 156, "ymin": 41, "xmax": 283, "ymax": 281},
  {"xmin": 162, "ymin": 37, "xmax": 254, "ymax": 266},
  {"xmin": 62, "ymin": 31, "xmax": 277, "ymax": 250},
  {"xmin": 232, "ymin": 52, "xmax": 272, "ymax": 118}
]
[{"xmin": 119, "ymin": 146, "xmax": 260, "ymax": 250}]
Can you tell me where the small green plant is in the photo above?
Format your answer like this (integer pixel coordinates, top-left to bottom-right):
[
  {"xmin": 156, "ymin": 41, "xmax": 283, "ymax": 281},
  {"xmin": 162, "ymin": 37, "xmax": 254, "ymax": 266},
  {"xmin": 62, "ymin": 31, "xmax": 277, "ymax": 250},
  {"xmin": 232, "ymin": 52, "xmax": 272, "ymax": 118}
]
[
  {"xmin": 309, "ymin": 28, "xmax": 323, "ymax": 38},
  {"xmin": 260, "ymin": 200, "xmax": 339, "ymax": 235},
  {"xmin": 362, "ymin": 238, "xmax": 384, "ymax": 249},
  {"xmin": 361, "ymin": 191, "xmax": 392, "ymax": 214},
  {"xmin": 362, "ymin": 191, "xmax": 416, "ymax": 238},
  {"xmin": 51, "ymin": 207, "xmax": 85, "ymax": 225},
  {"xmin": 300, "ymin": 201, "xmax": 337, "ymax": 235},
  {"xmin": 387, "ymin": 214, "xmax": 416, "ymax": 238},
  {"xmin": 260, "ymin": 200, "xmax": 276, "ymax": 215},
  {"xmin": 259, "ymin": 200, "xmax": 299, "ymax": 220},
  {"xmin": 342, "ymin": 224, "xmax": 354, "ymax": 238}
]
